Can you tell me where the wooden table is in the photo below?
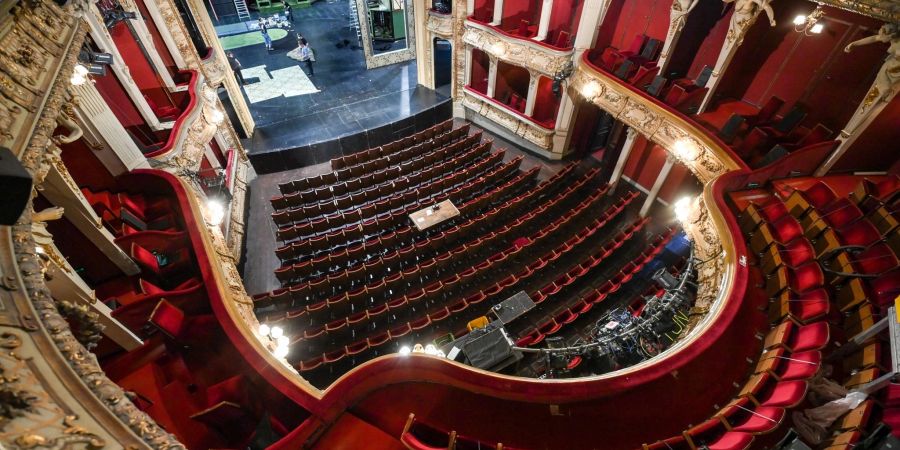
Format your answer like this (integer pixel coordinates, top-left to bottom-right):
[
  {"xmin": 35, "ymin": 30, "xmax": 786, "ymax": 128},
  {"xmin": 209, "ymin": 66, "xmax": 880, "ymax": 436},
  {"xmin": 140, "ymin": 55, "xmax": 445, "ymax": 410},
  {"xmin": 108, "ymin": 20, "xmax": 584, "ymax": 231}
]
[{"xmin": 409, "ymin": 200, "xmax": 459, "ymax": 231}]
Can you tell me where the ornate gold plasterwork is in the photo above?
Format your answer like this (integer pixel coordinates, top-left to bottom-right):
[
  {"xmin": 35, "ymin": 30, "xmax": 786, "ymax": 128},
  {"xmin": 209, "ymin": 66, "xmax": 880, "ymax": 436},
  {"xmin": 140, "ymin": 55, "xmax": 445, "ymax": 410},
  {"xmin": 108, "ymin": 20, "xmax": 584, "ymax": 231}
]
[
  {"xmin": 569, "ymin": 65, "xmax": 737, "ymax": 183},
  {"xmin": 463, "ymin": 23, "xmax": 573, "ymax": 77},
  {"xmin": 462, "ymin": 89, "xmax": 553, "ymax": 149},
  {"xmin": 426, "ymin": 11, "xmax": 453, "ymax": 37},
  {"xmin": 815, "ymin": 0, "xmax": 900, "ymax": 24}
]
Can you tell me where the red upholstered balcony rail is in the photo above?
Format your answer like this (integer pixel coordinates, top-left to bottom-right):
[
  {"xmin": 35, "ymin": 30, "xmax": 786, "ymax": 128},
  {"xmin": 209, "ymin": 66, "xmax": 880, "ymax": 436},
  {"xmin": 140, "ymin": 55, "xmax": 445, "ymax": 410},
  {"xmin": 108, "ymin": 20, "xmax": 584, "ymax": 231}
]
[
  {"xmin": 465, "ymin": 17, "xmax": 574, "ymax": 51},
  {"xmin": 143, "ymin": 69, "xmax": 201, "ymax": 159}
]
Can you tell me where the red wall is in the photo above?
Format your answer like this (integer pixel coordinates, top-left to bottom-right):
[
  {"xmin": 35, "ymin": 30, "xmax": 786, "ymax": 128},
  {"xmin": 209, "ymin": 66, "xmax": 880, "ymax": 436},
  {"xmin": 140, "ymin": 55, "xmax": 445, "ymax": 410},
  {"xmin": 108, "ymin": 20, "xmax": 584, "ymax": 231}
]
[
  {"xmin": 596, "ymin": 0, "xmax": 671, "ymax": 51},
  {"xmin": 469, "ymin": 48, "xmax": 490, "ymax": 94},
  {"xmin": 623, "ymin": 138, "xmax": 665, "ymax": 189},
  {"xmin": 494, "ymin": 61, "xmax": 529, "ymax": 105},
  {"xmin": 715, "ymin": 2, "xmax": 885, "ymax": 130},
  {"xmin": 532, "ymin": 76, "xmax": 559, "ymax": 126},
  {"xmin": 658, "ymin": 164, "xmax": 701, "ymax": 203},
  {"xmin": 501, "ymin": 0, "xmax": 539, "ymax": 31},
  {"xmin": 133, "ymin": 0, "xmax": 179, "ymax": 79},
  {"xmin": 833, "ymin": 96, "xmax": 900, "ymax": 173},
  {"xmin": 59, "ymin": 134, "xmax": 118, "ymax": 192},
  {"xmin": 109, "ymin": 22, "xmax": 175, "ymax": 109},
  {"xmin": 668, "ymin": 1, "xmax": 732, "ymax": 80},
  {"xmin": 547, "ymin": 0, "xmax": 584, "ymax": 47}
]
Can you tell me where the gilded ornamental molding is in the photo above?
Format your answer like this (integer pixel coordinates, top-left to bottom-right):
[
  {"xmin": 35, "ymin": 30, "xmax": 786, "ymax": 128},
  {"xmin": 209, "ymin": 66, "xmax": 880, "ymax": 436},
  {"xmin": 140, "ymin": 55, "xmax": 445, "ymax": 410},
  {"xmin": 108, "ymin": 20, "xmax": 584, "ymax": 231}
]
[
  {"xmin": 815, "ymin": 0, "xmax": 900, "ymax": 24},
  {"xmin": 426, "ymin": 11, "xmax": 454, "ymax": 37},
  {"xmin": 463, "ymin": 22, "xmax": 573, "ymax": 77},
  {"xmin": 462, "ymin": 89, "xmax": 553, "ymax": 149}
]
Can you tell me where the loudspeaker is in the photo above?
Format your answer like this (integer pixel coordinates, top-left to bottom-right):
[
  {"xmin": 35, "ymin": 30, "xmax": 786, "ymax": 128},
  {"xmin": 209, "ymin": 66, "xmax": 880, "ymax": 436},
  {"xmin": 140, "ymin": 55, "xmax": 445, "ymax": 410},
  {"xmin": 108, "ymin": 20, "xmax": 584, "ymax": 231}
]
[{"xmin": 0, "ymin": 147, "xmax": 32, "ymax": 226}]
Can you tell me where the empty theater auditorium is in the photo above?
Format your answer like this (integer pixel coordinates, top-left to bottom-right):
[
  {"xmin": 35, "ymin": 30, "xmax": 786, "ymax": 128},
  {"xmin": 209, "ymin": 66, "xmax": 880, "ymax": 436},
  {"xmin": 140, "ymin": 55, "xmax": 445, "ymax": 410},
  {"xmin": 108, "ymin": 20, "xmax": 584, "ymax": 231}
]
[{"xmin": 2, "ymin": 0, "xmax": 900, "ymax": 448}]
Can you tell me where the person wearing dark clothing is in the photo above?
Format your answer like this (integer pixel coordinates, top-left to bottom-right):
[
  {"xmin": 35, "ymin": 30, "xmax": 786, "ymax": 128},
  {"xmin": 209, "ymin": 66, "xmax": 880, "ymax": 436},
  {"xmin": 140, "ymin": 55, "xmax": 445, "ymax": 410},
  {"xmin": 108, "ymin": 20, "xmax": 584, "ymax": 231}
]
[
  {"xmin": 227, "ymin": 52, "xmax": 245, "ymax": 85},
  {"xmin": 299, "ymin": 41, "xmax": 314, "ymax": 75},
  {"xmin": 285, "ymin": 4, "xmax": 294, "ymax": 21}
]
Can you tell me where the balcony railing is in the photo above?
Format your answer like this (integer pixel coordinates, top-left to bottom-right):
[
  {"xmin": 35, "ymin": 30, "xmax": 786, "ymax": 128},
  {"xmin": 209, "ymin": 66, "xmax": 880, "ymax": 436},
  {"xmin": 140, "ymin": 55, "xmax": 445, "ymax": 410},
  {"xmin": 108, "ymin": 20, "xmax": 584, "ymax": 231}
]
[{"xmin": 144, "ymin": 70, "xmax": 204, "ymax": 159}]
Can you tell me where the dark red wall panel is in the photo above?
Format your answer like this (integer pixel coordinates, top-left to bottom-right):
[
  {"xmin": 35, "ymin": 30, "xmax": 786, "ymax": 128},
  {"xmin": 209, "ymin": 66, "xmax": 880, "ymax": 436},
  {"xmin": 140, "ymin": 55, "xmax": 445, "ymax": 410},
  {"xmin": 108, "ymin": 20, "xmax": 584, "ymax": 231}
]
[
  {"xmin": 109, "ymin": 22, "xmax": 175, "ymax": 109},
  {"xmin": 834, "ymin": 96, "xmax": 900, "ymax": 173},
  {"xmin": 469, "ymin": 48, "xmax": 490, "ymax": 94},
  {"xmin": 133, "ymin": 0, "xmax": 179, "ymax": 78}
]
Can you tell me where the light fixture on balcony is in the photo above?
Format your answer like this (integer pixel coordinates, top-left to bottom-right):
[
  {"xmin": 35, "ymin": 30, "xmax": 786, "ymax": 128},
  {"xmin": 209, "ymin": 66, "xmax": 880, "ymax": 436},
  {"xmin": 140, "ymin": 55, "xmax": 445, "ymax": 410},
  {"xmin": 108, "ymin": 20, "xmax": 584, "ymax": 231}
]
[
  {"xmin": 490, "ymin": 41, "xmax": 507, "ymax": 57},
  {"xmin": 673, "ymin": 197, "xmax": 693, "ymax": 224},
  {"xmin": 205, "ymin": 198, "xmax": 226, "ymax": 226},
  {"xmin": 259, "ymin": 324, "xmax": 290, "ymax": 360},
  {"xmin": 793, "ymin": 6, "xmax": 825, "ymax": 35},
  {"xmin": 673, "ymin": 138, "xmax": 700, "ymax": 162},
  {"xmin": 70, "ymin": 64, "xmax": 88, "ymax": 86},
  {"xmin": 581, "ymin": 81, "xmax": 600, "ymax": 99},
  {"xmin": 208, "ymin": 107, "xmax": 225, "ymax": 125}
]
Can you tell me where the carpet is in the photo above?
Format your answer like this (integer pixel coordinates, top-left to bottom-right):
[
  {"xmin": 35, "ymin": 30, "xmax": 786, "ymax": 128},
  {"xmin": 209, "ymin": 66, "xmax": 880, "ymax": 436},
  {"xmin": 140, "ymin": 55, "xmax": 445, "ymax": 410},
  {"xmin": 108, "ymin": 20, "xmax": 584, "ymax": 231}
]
[{"xmin": 220, "ymin": 29, "xmax": 289, "ymax": 50}]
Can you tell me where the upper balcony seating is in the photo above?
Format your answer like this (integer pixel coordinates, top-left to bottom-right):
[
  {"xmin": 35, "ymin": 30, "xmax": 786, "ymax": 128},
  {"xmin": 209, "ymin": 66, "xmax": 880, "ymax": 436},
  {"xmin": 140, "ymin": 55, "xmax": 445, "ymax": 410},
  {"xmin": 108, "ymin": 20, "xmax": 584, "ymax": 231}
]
[{"xmin": 640, "ymin": 175, "xmax": 900, "ymax": 450}]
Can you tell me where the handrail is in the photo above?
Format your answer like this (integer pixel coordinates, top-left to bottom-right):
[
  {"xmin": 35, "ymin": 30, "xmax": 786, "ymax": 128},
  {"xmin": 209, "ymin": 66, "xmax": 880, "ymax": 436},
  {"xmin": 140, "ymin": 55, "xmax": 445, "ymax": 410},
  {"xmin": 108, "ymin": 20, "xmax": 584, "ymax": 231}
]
[
  {"xmin": 144, "ymin": 69, "xmax": 202, "ymax": 159},
  {"xmin": 463, "ymin": 86, "xmax": 555, "ymax": 130},
  {"xmin": 465, "ymin": 16, "xmax": 574, "ymax": 52}
]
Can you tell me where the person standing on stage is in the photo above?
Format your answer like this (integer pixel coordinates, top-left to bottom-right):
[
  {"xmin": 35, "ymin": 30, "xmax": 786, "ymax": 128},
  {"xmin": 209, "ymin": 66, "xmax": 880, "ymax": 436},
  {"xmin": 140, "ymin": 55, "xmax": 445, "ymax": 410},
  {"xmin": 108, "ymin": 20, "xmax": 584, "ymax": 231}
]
[
  {"xmin": 227, "ymin": 52, "xmax": 245, "ymax": 85},
  {"xmin": 285, "ymin": 4, "xmax": 294, "ymax": 21},
  {"xmin": 299, "ymin": 38, "xmax": 315, "ymax": 76},
  {"xmin": 259, "ymin": 18, "xmax": 273, "ymax": 50}
]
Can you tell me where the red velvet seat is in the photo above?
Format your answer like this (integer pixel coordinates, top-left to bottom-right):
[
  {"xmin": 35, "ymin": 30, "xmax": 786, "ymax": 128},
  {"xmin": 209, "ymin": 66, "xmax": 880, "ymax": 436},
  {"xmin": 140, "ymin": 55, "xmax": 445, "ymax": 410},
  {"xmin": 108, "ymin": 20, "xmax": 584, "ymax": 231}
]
[
  {"xmin": 766, "ymin": 262, "xmax": 824, "ymax": 298},
  {"xmin": 718, "ymin": 397, "xmax": 784, "ymax": 434},
  {"xmin": 143, "ymin": 94, "xmax": 180, "ymax": 120},
  {"xmin": 769, "ymin": 288, "xmax": 830, "ymax": 324},
  {"xmin": 764, "ymin": 320, "xmax": 830, "ymax": 352},
  {"xmin": 684, "ymin": 419, "xmax": 754, "ymax": 450}
]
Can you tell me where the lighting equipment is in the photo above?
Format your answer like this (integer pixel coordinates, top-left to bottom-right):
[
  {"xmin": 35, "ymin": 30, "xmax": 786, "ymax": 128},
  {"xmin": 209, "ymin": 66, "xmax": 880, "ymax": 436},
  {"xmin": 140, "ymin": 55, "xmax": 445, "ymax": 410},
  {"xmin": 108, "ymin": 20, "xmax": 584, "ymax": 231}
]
[
  {"xmin": 652, "ymin": 267, "xmax": 679, "ymax": 290},
  {"xmin": 103, "ymin": 9, "xmax": 138, "ymax": 29},
  {"xmin": 793, "ymin": 7, "xmax": 826, "ymax": 35}
]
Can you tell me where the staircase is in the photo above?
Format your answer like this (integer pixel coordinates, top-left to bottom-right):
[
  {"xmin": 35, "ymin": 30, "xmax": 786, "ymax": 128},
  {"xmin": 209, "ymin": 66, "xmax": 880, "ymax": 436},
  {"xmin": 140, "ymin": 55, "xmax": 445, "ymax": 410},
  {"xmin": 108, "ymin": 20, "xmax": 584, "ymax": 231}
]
[
  {"xmin": 234, "ymin": 0, "xmax": 251, "ymax": 21},
  {"xmin": 348, "ymin": 0, "xmax": 362, "ymax": 46}
]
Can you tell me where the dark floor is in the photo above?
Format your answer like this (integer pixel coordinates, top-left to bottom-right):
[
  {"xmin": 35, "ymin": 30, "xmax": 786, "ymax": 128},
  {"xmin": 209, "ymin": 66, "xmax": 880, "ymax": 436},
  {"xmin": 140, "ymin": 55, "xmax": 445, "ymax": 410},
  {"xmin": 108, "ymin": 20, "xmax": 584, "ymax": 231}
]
[
  {"xmin": 240, "ymin": 119, "xmax": 569, "ymax": 296},
  {"xmin": 215, "ymin": 0, "xmax": 449, "ymax": 155}
]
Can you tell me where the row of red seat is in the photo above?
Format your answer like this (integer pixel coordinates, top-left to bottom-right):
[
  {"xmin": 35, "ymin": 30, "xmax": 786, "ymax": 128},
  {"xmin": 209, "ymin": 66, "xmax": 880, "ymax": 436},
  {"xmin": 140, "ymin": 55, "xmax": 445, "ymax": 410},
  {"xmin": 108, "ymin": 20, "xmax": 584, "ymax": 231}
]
[
  {"xmin": 271, "ymin": 131, "xmax": 482, "ymax": 213},
  {"xmin": 292, "ymin": 189, "xmax": 638, "ymax": 367},
  {"xmin": 281, "ymin": 179, "xmax": 616, "ymax": 340},
  {"xmin": 253, "ymin": 164, "xmax": 580, "ymax": 313},
  {"xmin": 273, "ymin": 164, "xmax": 537, "ymax": 286},
  {"xmin": 655, "ymin": 177, "xmax": 898, "ymax": 450},
  {"xmin": 82, "ymin": 187, "xmax": 177, "ymax": 237},
  {"xmin": 518, "ymin": 227, "xmax": 674, "ymax": 346},
  {"xmin": 258, "ymin": 165, "xmax": 586, "ymax": 312},
  {"xmin": 329, "ymin": 119, "xmax": 455, "ymax": 171},
  {"xmin": 274, "ymin": 154, "xmax": 523, "ymax": 244},
  {"xmin": 274, "ymin": 145, "xmax": 502, "ymax": 247},
  {"xmin": 279, "ymin": 120, "xmax": 457, "ymax": 195}
]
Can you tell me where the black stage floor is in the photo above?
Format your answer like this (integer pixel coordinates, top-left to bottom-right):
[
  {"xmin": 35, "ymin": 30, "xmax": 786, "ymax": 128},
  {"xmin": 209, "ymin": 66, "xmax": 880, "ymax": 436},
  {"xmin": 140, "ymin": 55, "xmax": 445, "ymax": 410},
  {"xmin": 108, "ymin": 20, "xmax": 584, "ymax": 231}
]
[{"xmin": 215, "ymin": 0, "xmax": 450, "ymax": 173}]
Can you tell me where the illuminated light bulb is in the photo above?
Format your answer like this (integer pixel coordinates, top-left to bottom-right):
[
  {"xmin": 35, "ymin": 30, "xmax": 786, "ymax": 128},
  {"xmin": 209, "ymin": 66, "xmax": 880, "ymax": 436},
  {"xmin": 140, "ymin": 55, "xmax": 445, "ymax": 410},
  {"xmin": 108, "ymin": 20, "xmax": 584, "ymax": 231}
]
[
  {"xmin": 673, "ymin": 138, "xmax": 699, "ymax": 161},
  {"xmin": 810, "ymin": 23, "xmax": 824, "ymax": 34},
  {"xmin": 74, "ymin": 64, "xmax": 89, "ymax": 77},
  {"xmin": 259, "ymin": 324, "xmax": 271, "ymax": 336},
  {"xmin": 674, "ymin": 197, "xmax": 692, "ymax": 223},
  {"xmin": 270, "ymin": 326, "xmax": 284, "ymax": 339},
  {"xmin": 436, "ymin": 350, "xmax": 446, "ymax": 358},
  {"xmin": 582, "ymin": 81, "xmax": 600, "ymax": 99},
  {"xmin": 209, "ymin": 108, "xmax": 225, "ymax": 124},
  {"xmin": 206, "ymin": 199, "xmax": 226, "ymax": 226},
  {"xmin": 35, "ymin": 246, "xmax": 45, "ymax": 254},
  {"xmin": 424, "ymin": 344, "xmax": 437, "ymax": 355},
  {"xmin": 70, "ymin": 73, "xmax": 86, "ymax": 86},
  {"xmin": 399, "ymin": 345, "xmax": 411, "ymax": 355},
  {"xmin": 490, "ymin": 42, "xmax": 506, "ymax": 57},
  {"xmin": 274, "ymin": 345, "xmax": 289, "ymax": 358},
  {"xmin": 277, "ymin": 335, "xmax": 290, "ymax": 348},
  {"xmin": 792, "ymin": 15, "xmax": 807, "ymax": 25},
  {"xmin": 412, "ymin": 343, "xmax": 425, "ymax": 353}
]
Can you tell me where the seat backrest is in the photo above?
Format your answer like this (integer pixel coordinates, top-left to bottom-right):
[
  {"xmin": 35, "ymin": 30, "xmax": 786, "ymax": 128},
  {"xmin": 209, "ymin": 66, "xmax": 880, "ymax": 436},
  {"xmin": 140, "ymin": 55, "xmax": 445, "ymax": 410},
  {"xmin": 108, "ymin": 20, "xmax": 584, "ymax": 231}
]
[
  {"xmin": 775, "ymin": 105, "xmax": 808, "ymax": 134},
  {"xmin": 627, "ymin": 34, "xmax": 647, "ymax": 54},
  {"xmin": 757, "ymin": 96, "xmax": 786, "ymax": 124},
  {"xmin": 719, "ymin": 114, "xmax": 746, "ymax": 143},
  {"xmin": 646, "ymin": 75, "xmax": 667, "ymax": 97},
  {"xmin": 149, "ymin": 299, "xmax": 186, "ymax": 339},
  {"xmin": 694, "ymin": 65, "xmax": 713, "ymax": 88},
  {"xmin": 614, "ymin": 59, "xmax": 635, "ymax": 80},
  {"xmin": 797, "ymin": 123, "xmax": 832, "ymax": 147},
  {"xmin": 640, "ymin": 38, "xmax": 662, "ymax": 60}
]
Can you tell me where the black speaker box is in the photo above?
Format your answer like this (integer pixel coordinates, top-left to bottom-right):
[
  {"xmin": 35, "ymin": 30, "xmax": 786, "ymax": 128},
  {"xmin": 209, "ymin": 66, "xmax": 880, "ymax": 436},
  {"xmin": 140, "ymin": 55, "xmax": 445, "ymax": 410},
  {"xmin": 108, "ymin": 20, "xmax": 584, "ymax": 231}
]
[{"xmin": 0, "ymin": 147, "xmax": 33, "ymax": 226}]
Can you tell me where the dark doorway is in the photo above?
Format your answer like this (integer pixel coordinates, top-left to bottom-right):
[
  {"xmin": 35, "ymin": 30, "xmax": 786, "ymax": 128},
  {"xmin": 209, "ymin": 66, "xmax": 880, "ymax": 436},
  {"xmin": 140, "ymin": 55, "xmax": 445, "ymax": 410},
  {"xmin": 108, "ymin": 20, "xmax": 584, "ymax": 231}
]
[{"xmin": 433, "ymin": 38, "xmax": 452, "ymax": 97}]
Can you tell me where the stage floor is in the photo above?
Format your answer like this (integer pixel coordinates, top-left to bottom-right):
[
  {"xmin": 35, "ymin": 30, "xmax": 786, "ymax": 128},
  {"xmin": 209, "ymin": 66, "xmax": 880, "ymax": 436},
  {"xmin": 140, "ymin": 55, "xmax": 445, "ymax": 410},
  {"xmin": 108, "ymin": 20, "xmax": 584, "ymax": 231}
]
[{"xmin": 216, "ymin": 0, "xmax": 449, "ymax": 158}]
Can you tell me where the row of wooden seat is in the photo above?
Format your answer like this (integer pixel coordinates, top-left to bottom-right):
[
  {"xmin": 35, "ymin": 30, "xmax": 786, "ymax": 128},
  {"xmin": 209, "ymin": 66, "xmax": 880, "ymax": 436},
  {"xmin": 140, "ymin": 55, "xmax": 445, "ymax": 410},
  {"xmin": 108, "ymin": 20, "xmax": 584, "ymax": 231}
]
[
  {"xmin": 272, "ymin": 158, "xmax": 529, "ymax": 285},
  {"xmin": 329, "ymin": 119, "xmax": 454, "ymax": 171},
  {"xmin": 274, "ymin": 154, "xmax": 524, "ymax": 246},
  {"xmin": 274, "ymin": 180, "xmax": 613, "ymax": 332},
  {"xmin": 256, "ymin": 165, "xmax": 586, "ymax": 312},
  {"xmin": 272, "ymin": 131, "xmax": 482, "ymax": 212},
  {"xmin": 291, "ymin": 188, "xmax": 636, "ymax": 367},
  {"xmin": 274, "ymin": 145, "xmax": 501, "ymax": 249},
  {"xmin": 516, "ymin": 225, "xmax": 674, "ymax": 346}
]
